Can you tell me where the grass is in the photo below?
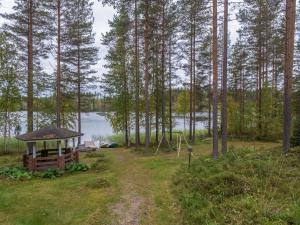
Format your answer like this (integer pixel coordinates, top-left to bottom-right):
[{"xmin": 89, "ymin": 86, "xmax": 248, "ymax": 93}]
[
  {"xmin": 0, "ymin": 139, "xmax": 291, "ymax": 225},
  {"xmin": 173, "ymin": 146, "xmax": 300, "ymax": 225},
  {"xmin": 0, "ymin": 151, "xmax": 119, "ymax": 225}
]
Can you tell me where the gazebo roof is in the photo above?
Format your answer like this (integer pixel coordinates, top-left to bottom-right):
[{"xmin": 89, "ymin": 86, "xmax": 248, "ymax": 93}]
[{"xmin": 16, "ymin": 126, "xmax": 83, "ymax": 142}]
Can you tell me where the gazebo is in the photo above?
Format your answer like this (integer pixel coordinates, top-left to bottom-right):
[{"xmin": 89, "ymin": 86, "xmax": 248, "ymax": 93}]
[{"xmin": 16, "ymin": 126, "xmax": 83, "ymax": 171}]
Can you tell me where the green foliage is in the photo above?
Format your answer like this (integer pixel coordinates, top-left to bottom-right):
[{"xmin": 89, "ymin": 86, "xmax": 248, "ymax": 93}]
[
  {"xmin": 102, "ymin": 6, "xmax": 132, "ymax": 142},
  {"xmin": 228, "ymin": 89, "xmax": 282, "ymax": 141},
  {"xmin": 177, "ymin": 90, "xmax": 189, "ymax": 115},
  {"xmin": 39, "ymin": 168, "xmax": 64, "ymax": 179},
  {"xmin": 260, "ymin": 87, "xmax": 282, "ymax": 140},
  {"xmin": 173, "ymin": 148, "xmax": 300, "ymax": 225},
  {"xmin": 65, "ymin": 163, "xmax": 89, "ymax": 172},
  {"xmin": 0, "ymin": 166, "xmax": 33, "ymax": 180}
]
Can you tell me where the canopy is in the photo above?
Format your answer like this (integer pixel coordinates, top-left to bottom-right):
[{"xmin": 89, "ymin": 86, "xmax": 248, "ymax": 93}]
[{"xmin": 16, "ymin": 125, "xmax": 83, "ymax": 142}]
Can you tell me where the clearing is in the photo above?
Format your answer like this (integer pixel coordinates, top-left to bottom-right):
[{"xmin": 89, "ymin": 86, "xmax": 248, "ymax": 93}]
[{"xmin": 0, "ymin": 140, "xmax": 280, "ymax": 225}]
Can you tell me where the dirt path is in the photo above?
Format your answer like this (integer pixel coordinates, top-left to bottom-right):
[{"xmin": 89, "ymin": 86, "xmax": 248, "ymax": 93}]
[{"xmin": 108, "ymin": 149, "xmax": 179, "ymax": 225}]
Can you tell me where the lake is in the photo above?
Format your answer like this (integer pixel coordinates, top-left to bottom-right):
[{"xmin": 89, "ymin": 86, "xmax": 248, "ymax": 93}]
[{"xmin": 16, "ymin": 112, "xmax": 208, "ymax": 141}]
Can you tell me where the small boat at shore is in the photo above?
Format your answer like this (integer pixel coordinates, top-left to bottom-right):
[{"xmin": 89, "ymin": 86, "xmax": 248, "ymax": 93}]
[{"xmin": 100, "ymin": 142, "xmax": 119, "ymax": 148}]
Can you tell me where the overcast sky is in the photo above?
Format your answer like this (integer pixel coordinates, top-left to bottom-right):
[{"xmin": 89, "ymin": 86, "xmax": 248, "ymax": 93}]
[
  {"xmin": 0, "ymin": 0, "xmax": 239, "ymax": 85},
  {"xmin": 0, "ymin": 0, "xmax": 115, "ymax": 79}
]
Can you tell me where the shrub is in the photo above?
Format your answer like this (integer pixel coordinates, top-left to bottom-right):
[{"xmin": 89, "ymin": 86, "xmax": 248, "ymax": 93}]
[
  {"xmin": 0, "ymin": 166, "xmax": 33, "ymax": 180},
  {"xmin": 66, "ymin": 163, "xmax": 89, "ymax": 172}
]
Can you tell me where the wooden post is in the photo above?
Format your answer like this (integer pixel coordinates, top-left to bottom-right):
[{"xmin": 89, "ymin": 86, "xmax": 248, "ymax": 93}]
[
  {"xmin": 31, "ymin": 142, "xmax": 37, "ymax": 171},
  {"xmin": 72, "ymin": 138, "xmax": 76, "ymax": 152},
  {"xmin": 58, "ymin": 141, "xmax": 62, "ymax": 156},
  {"xmin": 65, "ymin": 139, "xmax": 68, "ymax": 152},
  {"xmin": 75, "ymin": 151, "xmax": 79, "ymax": 163},
  {"xmin": 32, "ymin": 142, "xmax": 36, "ymax": 158},
  {"xmin": 58, "ymin": 155, "xmax": 65, "ymax": 169}
]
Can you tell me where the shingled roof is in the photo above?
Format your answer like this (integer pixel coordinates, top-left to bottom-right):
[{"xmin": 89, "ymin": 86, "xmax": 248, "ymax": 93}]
[{"xmin": 16, "ymin": 126, "xmax": 83, "ymax": 142}]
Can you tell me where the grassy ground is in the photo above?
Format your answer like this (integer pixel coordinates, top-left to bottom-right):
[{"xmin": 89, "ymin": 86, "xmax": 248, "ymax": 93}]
[
  {"xmin": 0, "ymin": 140, "xmax": 284, "ymax": 225},
  {"xmin": 174, "ymin": 144, "xmax": 300, "ymax": 225}
]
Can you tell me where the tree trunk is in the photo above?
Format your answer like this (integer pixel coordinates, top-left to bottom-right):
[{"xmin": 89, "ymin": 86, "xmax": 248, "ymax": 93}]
[
  {"xmin": 221, "ymin": 0, "xmax": 228, "ymax": 155},
  {"xmin": 169, "ymin": 38, "xmax": 172, "ymax": 142},
  {"xmin": 155, "ymin": 38, "xmax": 159, "ymax": 145},
  {"xmin": 161, "ymin": 0, "xmax": 167, "ymax": 146},
  {"xmin": 212, "ymin": 0, "xmax": 218, "ymax": 159},
  {"xmin": 192, "ymin": 18, "xmax": 196, "ymax": 143},
  {"xmin": 134, "ymin": 0, "xmax": 140, "ymax": 146},
  {"xmin": 283, "ymin": 0, "xmax": 296, "ymax": 153},
  {"xmin": 124, "ymin": 53, "xmax": 130, "ymax": 147},
  {"xmin": 56, "ymin": 0, "xmax": 61, "ymax": 128},
  {"xmin": 208, "ymin": 43, "xmax": 212, "ymax": 137},
  {"xmin": 144, "ymin": 0, "xmax": 150, "ymax": 150},
  {"xmin": 27, "ymin": 0, "xmax": 33, "ymax": 132},
  {"xmin": 189, "ymin": 17, "xmax": 193, "ymax": 142},
  {"xmin": 77, "ymin": 45, "xmax": 81, "ymax": 145}
]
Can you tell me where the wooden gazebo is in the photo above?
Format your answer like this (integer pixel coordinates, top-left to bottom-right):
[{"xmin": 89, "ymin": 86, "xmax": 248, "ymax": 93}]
[{"xmin": 16, "ymin": 126, "xmax": 83, "ymax": 171}]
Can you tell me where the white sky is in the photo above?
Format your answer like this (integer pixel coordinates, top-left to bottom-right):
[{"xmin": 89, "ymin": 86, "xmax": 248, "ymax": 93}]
[
  {"xmin": 0, "ymin": 0, "xmax": 115, "ymax": 81},
  {"xmin": 0, "ymin": 0, "xmax": 239, "ymax": 87}
]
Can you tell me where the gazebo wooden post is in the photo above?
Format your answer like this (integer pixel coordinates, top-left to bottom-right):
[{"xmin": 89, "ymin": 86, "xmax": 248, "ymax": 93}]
[
  {"xmin": 57, "ymin": 140, "xmax": 65, "ymax": 169},
  {"xmin": 58, "ymin": 141, "xmax": 62, "ymax": 156},
  {"xmin": 31, "ymin": 142, "xmax": 37, "ymax": 171},
  {"xmin": 72, "ymin": 138, "xmax": 76, "ymax": 152},
  {"xmin": 72, "ymin": 138, "xmax": 79, "ymax": 162},
  {"xmin": 65, "ymin": 139, "xmax": 68, "ymax": 151}
]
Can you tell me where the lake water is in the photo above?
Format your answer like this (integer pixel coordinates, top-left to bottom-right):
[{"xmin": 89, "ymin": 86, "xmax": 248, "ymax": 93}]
[{"xmin": 16, "ymin": 112, "xmax": 208, "ymax": 141}]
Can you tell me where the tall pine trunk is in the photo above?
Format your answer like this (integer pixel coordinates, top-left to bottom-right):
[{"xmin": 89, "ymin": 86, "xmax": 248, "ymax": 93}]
[
  {"xmin": 56, "ymin": 0, "xmax": 61, "ymax": 128},
  {"xmin": 168, "ymin": 38, "xmax": 172, "ymax": 142},
  {"xmin": 221, "ymin": 0, "xmax": 228, "ymax": 154},
  {"xmin": 27, "ymin": 0, "xmax": 33, "ymax": 132},
  {"xmin": 144, "ymin": 0, "xmax": 150, "ymax": 150},
  {"xmin": 134, "ymin": 0, "xmax": 140, "ymax": 146},
  {"xmin": 192, "ymin": 18, "xmax": 196, "ymax": 143},
  {"xmin": 161, "ymin": 0, "xmax": 167, "ymax": 145},
  {"xmin": 212, "ymin": 0, "xmax": 218, "ymax": 159},
  {"xmin": 208, "ymin": 43, "xmax": 212, "ymax": 137},
  {"xmin": 77, "ymin": 45, "xmax": 81, "ymax": 145},
  {"xmin": 189, "ymin": 17, "xmax": 193, "ymax": 142},
  {"xmin": 283, "ymin": 0, "xmax": 296, "ymax": 153}
]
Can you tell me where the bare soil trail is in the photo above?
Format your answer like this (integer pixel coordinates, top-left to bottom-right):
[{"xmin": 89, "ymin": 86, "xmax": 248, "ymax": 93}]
[{"xmin": 109, "ymin": 149, "xmax": 181, "ymax": 225}]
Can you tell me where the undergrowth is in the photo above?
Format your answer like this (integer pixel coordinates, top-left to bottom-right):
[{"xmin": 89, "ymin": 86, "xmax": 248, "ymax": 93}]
[{"xmin": 173, "ymin": 147, "xmax": 300, "ymax": 225}]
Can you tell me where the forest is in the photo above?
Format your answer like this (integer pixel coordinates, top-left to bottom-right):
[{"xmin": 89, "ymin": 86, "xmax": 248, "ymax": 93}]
[{"xmin": 0, "ymin": 0, "xmax": 299, "ymax": 225}]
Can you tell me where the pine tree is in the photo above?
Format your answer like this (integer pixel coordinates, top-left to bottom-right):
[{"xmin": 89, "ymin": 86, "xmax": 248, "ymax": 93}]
[
  {"xmin": 212, "ymin": 0, "xmax": 218, "ymax": 159},
  {"xmin": 283, "ymin": 0, "xmax": 296, "ymax": 153},
  {"xmin": 221, "ymin": 0, "xmax": 228, "ymax": 155},
  {"xmin": 102, "ymin": 6, "xmax": 132, "ymax": 146},
  {"xmin": 1, "ymin": 0, "xmax": 53, "ymax": 132},
  {"xmin": 0, "ymin": 32, "xmax": 21, "ymax": 153},
  {"xmin": 143, "ymin": 0, "xmax": 151, "ymax": 150},
  {"xmin": 62, "ymin": 0, "xmax": 98, "ymax": 144}
]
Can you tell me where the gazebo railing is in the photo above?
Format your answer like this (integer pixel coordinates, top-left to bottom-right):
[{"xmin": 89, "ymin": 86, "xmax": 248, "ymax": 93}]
[
  {"xmin": 27, "ymin": 148, "xmax": 73, "ymax": 157},
  {"xmin": 23, "ymin": 149, "xmax": 79, "ymax": 171}
]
